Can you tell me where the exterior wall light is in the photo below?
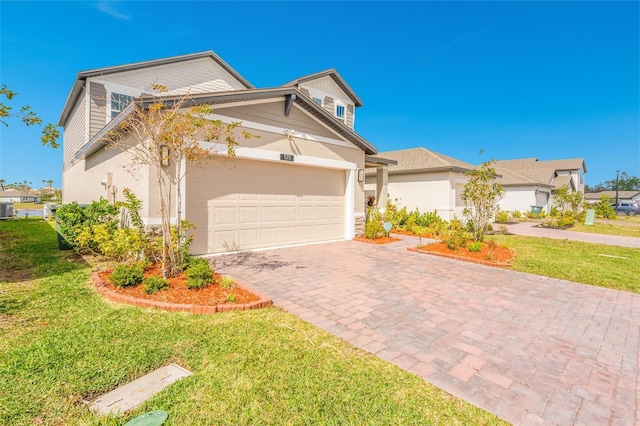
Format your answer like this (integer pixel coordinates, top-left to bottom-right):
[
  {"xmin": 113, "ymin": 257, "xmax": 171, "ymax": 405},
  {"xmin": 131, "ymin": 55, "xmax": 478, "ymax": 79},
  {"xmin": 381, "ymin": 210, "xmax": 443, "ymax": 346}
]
[{"xmin": 357, "ymin": 168, "xmax": 364, "ymax": 182}]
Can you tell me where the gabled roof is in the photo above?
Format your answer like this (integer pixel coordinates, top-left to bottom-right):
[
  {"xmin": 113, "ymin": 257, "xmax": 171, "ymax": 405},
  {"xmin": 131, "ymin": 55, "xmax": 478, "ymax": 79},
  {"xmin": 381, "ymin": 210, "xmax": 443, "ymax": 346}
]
[
  {"xmin": 73, "ymin": 87, "xmax": 377, "ymax": 161},
  {"xmin": 492, "ymin": 166, "xmax": 553, "ymax": 188},
  {"xmin": 551, "ymin": 174, "xmax": 574, "ymax": 190},
  {"xmin": 59, "ymin": 51, "xmax": 254, "ymax": 127},
  {"xmin": 369, "ymin": 147, "xmax": 475, "ymax": 174},
  {"xmin": 584, "ymin": 190, "xmax": 640, "ymax": 200},
  {"xmin": 493, "ymin": 157, "xmax": 586, "ymax": 188},
  {"xmin": 283, "ymin": 69, "xmax": 363, "ymax": 107},
  {"xmin": 0, "ymin": 190, "xmax": 38, "ymax": 197}
]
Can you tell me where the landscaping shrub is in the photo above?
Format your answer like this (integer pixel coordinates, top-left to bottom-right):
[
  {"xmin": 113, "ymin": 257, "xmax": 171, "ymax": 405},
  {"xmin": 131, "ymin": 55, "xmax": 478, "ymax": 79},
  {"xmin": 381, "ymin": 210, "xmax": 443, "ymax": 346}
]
[
  {"xmin": 512, "ymin": 210, "xmax": 522, "ymax": 219},
  {"xmin": 109, "ymin": 263, "xmax": 145, "ymax": 288},
  {"xmin": 365, "ymin": 207, "xmax": 384, "ymax": 239},
  {"xmin": 442, "ymin": 219, "xmax": 471, "ymax": 250},
  {"xmin": 468, "ymin": 241, "xmax": 482, "ymax": 252},
  {"xmin": 144, "ymin": 276, "xmax": 169, "ymax": 294},
  {"xmin": 53, "ymin": 202, "xmax": 89, "ymax": 250},
  {"xmin": 56, "ymin": 193, "xmax": 149, "ymax": 264},
  {"xmin": 593, "ymin": 195, "xmax": 616, "ymax": 219},
  {"xmin": 494, "ymin": 209, "xmax": 509, "ymax": 224},
  {"xmin": 186, "ymin": 258, "xmax": 214, "ymax": 289},
  {"xmin": 427, "ymin": 219, "xmax": 448, "ymax": 238}
]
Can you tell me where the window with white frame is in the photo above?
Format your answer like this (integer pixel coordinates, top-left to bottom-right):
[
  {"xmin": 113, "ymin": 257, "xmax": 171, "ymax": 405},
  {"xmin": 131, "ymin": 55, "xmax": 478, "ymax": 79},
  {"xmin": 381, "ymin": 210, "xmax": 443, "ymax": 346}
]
[
  {"xmin": 336, "ymin": 104, "xmax": 345, "ymax": 120},
  {"xmin": 312, "ymin": 97, "xmax": 323, "ymax": 106},
  {"xmin": 111, "ymin": 93, "xmax": 133, "ymax": 119}
]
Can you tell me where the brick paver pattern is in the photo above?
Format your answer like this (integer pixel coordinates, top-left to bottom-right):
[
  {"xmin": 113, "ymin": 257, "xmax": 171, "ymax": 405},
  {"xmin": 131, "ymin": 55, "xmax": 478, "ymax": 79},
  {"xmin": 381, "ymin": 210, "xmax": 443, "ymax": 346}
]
[{"xmin": 212, "ymin": 236, "xmax": 639, "ymax": 425}]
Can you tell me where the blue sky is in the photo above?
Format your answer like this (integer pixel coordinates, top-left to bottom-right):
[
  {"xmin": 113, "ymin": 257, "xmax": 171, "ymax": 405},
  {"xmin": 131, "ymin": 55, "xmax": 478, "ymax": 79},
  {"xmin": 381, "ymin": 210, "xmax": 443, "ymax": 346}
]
[{"xmin": 0, "ymin": 1, "xmax": 638, "ymax": 189}]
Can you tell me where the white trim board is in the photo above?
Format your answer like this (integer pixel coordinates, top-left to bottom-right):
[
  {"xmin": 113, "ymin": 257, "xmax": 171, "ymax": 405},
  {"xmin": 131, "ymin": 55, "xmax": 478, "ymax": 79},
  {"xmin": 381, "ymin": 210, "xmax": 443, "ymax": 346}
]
[
  {"xmin": 202, "ymin": 142, "xmax": 357, "ymax": 171},
  {"xmin": 204, "ymin": 111, "xmax": 358, "ymax": 151}
]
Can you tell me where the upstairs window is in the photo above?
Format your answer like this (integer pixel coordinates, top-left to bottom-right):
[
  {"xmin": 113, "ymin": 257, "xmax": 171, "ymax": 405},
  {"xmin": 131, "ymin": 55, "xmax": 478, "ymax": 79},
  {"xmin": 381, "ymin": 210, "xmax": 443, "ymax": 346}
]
[
  {"xmin": 111, "ymin": 93, "xmax": 133, "ymax": 119},
  {"xmin": 336, "ymin": 104, "xmax": 345, "ymax": 119},
  {"xmin": 312, "ymin": 97, "xmax": 323, "ymax": 106}
]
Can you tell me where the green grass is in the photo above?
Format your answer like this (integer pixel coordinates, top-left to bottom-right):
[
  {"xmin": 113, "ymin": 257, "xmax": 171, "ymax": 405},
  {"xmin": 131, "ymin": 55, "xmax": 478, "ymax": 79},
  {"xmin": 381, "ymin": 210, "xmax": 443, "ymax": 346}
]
[
  {"xmin": 11, "ymin": 202, "xmax": 43, "ymax": 210},
  {"xmin": 570, "ymin": 223, "xmax": 640, "ymax": 238},
  {"xmin": 0, "ymin": 219, "xmax": 503, "ymax": 425},
  {"xmin": 488, "ymin": 234, "xmax": 640, "ymax": 293}
]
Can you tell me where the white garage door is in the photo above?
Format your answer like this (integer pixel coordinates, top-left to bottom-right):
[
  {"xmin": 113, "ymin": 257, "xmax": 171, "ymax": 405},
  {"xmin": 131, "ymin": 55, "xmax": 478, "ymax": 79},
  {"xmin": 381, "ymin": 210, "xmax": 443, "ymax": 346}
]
[{"xmin": 201, "ymin": 159, "xmax": 345, "ymax": 253}]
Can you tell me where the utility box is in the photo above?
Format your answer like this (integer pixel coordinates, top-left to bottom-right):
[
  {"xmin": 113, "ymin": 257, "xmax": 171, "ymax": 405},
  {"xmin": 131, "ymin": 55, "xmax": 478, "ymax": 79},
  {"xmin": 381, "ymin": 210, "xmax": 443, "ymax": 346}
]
[{"xmin": 0, "ymin": 202, "xmax": 14, "ymax": 220}]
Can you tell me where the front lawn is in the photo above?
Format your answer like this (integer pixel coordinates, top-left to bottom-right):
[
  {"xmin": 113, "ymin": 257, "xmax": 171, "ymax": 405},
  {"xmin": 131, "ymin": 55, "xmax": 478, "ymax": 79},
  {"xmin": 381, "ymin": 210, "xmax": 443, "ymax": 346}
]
[
  {"xmin": 570, "ymin": 222, "xmax": 640, "ymax": 238},
  {"xmin": 488, "ymin": 234, "xmax": 640, "ymax": 293},
  {"xmin": 0, "ymin": 219, "xmax": 503, "ymax": 425}
]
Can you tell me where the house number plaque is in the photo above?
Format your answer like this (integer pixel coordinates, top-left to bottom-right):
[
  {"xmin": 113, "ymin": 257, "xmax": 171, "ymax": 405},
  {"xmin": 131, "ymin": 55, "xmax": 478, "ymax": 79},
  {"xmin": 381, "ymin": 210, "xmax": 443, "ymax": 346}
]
[{"xmin": 280, "ymin": 153, "xmax": 294, "ymax": 162}]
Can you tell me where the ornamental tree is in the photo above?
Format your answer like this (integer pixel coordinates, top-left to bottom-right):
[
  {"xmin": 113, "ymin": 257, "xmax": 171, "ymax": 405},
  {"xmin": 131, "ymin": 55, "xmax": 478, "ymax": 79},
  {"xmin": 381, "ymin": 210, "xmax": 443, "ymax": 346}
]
[
  {"xmin": 105, "ymin": 86, "xmax": 256, "ymax": 278},
  {"xmin": 461, "ymin": 160, "xmax": 504, "ymax": 242}
]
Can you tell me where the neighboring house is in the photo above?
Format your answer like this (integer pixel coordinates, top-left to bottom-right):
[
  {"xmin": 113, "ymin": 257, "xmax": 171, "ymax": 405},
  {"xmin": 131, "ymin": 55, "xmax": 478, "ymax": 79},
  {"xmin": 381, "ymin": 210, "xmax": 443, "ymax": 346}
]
[
  {"xmin": 493, "ymin": 158, "xmax": 587, "ymax": 214},
  {"xmin": 0, "ymin": 191, "xmax": 41, "ymax": 203},
  {"xmin": 585, "ymin": 190, "xmax": 640, "ymax": 205},
  {"xmin": 365, "ymin": 148, "xmax": 475, "ymax": 221},
  {"xmin": 58, "ymin": 51, "xmax": 392, "ymax": 254}
]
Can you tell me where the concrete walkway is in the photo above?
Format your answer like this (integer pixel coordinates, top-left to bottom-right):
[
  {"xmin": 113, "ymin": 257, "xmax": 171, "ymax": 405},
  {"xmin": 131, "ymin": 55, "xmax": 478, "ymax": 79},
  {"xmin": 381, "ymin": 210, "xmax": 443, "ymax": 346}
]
[
  {"xmin": 504, "ymin": 222, "xmax": 640, "ymax": 248},
  {"xmin": 213, "ymin": 237, "xmax": 640, "ymax": 425}
]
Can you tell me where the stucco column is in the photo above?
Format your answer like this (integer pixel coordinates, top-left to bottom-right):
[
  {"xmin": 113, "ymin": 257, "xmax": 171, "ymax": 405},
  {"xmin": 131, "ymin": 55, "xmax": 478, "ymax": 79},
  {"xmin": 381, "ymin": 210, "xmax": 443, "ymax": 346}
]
[{"xmin": 376, "ymin": 166, "xmax": 388, "ymax": 208}]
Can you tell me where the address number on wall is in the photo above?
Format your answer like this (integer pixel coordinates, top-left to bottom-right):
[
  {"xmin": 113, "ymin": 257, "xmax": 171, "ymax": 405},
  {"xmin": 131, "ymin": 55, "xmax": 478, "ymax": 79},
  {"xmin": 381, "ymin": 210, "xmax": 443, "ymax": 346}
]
[{"xmin": 280, "ymin": 153, "xmax": 294, "ymax": 162}]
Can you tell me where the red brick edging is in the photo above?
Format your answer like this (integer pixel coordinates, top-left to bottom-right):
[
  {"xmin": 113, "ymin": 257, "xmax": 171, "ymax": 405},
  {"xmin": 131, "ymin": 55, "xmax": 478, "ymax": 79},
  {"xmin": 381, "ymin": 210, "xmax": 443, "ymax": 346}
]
[
  {"xmin": 407, "ymin": 246, "xmax": 513, "ymax": 268},
  {"xmin": 92, "ymin": 272, "xmax": 272, "ymax": 314}
]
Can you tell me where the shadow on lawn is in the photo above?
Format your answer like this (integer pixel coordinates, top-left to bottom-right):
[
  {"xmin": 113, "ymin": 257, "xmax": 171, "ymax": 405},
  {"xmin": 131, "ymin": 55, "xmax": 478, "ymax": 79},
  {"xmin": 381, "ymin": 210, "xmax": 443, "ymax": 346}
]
[{"xmin": 0, "ymin": 218, "xmax": 90, "ymax": 283}]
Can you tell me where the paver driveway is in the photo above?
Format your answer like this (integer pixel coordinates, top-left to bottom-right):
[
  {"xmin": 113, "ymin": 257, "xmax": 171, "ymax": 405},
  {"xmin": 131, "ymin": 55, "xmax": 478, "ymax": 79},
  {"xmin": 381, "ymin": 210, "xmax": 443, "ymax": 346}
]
[{"xmin": 212, "ymin": 236, "xmax": 640, "ymax": 425}]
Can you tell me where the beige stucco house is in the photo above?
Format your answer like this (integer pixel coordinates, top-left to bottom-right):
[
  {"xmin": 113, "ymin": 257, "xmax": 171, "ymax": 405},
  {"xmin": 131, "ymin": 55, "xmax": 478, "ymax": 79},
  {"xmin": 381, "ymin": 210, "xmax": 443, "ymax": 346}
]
[
  {"xmin": 364, "ymin": 148, "xmax": 474, "ymax": 220},
  {"xmin": 493, "ymin": 158, "xmax": 587, "ymax": 214},
  {"xmin": 58, "ymin": 51, "xmax": 390, "ymax": 254},
  {"xmin": 585, "ymin": 190, "xmax": 640, "ymax": 205},
  {"xmin": 0, "ymin": 191, "xmax": 41, "ymax": 203}
]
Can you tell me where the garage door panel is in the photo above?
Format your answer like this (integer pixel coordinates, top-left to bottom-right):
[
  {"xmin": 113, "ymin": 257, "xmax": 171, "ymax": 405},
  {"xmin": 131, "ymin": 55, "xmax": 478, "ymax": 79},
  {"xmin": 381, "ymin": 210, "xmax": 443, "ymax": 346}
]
[
  {"xmin": 281, "ymin": 206, "xmax": 297, "ymax": 221},
  {"xmin": 212, "ymin": 230, "xmax": 236, "ymax": 251},
  {"xmin": 192, "ymin": 159, "xmax": 346, "ymax": 254},
  {"xmin": 239, "ymin": 206, "xmax": 259, "ymax": 224},
  {"xmin": 239, "ymin": 193, "xmax": 259, "ymax": 201},
  {"xmin": 330, "ymin": 209, "xmax": 342, "ymax": 220},
  {"xmin": 239, "ymin": 229, "xmax": 258, "ymax": 246},
  {"xmin": 298, "ymin": 225, "xmax": 314, "ymax": 240},
  {"xmin": 299, "ymin": 206, "xmax": 314, "ymax": 221},
  {"xmin": 214, "ymin": 206, "xmax": 237, "ymax": 225},
  {"xmin": 261, "ymin": 228, "xmax": 279, "ymax": 244},
  {"xmin": 316, "ymin": 206, "xmax": 330, "ymax": 220},
  {"xmin": 262, "ymin": 206, "xmax": 279, "ymax": 223}
]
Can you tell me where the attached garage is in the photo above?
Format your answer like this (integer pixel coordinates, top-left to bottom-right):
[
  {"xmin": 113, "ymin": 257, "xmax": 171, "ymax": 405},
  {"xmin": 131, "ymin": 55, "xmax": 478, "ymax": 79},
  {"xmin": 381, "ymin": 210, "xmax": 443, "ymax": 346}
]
[{"xmin": 187, "ymin": 158, "xmax": 347, "ymax": 254}]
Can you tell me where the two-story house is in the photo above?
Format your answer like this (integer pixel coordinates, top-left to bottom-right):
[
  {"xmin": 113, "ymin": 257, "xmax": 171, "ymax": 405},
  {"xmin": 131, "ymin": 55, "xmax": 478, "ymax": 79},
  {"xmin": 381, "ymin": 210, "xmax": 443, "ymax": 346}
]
[{"xmin": 58, "ymin": 51, "xmax": 391, "ymax": 254}]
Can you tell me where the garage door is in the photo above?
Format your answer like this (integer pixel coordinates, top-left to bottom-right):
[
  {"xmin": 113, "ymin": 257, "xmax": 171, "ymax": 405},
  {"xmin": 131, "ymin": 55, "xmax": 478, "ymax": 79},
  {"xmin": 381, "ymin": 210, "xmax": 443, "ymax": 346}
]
[{"xmin": 197, "ymin": 159, "xmax": 345, "ymax": 253}]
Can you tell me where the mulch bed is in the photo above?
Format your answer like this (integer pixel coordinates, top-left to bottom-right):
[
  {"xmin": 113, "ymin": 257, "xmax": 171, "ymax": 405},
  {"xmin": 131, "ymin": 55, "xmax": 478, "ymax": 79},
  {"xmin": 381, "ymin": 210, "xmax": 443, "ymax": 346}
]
[
  {"xmin": 353, "ymin": 236, "xmax": 402, "ymax": 244},
  {"xmin": 93, "ymin": 263, "xmax": 272, "ymax": 314},
  {"xmin": 409, "ymin": 241, "xmax": 516, "ymax": 268}
]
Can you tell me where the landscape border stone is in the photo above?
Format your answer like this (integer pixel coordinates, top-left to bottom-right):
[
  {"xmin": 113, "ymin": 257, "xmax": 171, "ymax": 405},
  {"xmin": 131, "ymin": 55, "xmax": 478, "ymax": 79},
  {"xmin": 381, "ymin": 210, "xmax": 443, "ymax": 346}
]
[{"xmin": 92, "ymin": 272, "xmax": 272, "ymax": 314}]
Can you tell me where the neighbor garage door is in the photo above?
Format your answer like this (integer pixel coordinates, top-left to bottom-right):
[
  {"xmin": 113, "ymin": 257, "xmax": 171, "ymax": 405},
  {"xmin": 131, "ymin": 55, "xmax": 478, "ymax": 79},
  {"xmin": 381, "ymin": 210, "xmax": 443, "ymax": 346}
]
[{"xmin": 194, "ymin": 158, "xmax": 345, "ymax": 253}]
